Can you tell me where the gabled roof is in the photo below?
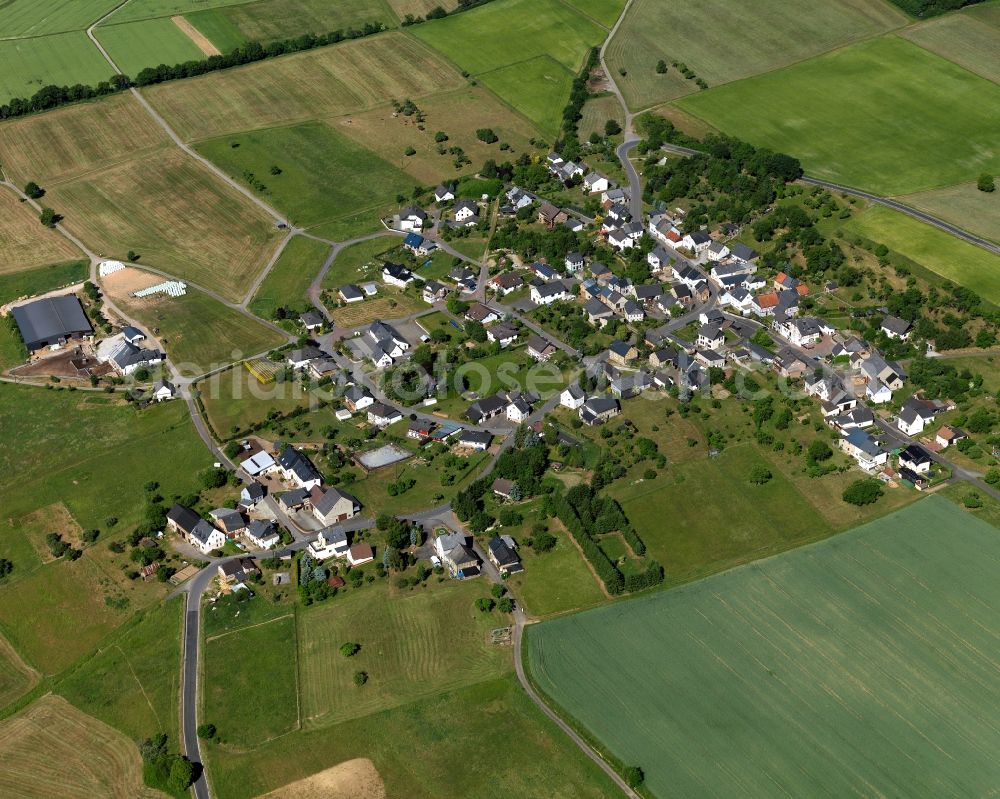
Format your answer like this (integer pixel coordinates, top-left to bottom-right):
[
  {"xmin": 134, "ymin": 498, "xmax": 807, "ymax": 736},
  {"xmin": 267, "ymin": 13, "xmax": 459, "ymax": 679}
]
[
  {"xmin": 11, "ymin": 295, "xmax": 92, "ymax": 348},
  {"xmin": 167, "ymin": 504, "xmax": 201, "ymax": 534},
  {"xmin": 313, "ymin": 486, "xmax": 359, "ymax": 516},
  {"xmin": 881, "ymin": 315, "xmax": 912, "ymax": 335},
  {"xmin": 382, "ymin": 261, "xmax": 414, "ymax": 281},
  {"xmin": 730, "ymin": 243, "xmax": 758, "ymax": 261},
  {"xmin": 609, "ymin": 340, "xmax": 633, "ymax": 357},
  {"xmin": 459, "ymin": 429, "xmax": 493, "ymax": 446},
  {"xmin": 339, "ymin": 284, "xmax": 364, "ymax": 300},
  {"xmin": 488, "ymin": 535, "xmax": 520, "ymax": 568}
]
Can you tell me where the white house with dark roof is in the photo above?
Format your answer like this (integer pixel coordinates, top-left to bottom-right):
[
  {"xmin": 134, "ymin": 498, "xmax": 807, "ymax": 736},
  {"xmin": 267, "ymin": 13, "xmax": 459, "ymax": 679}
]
[
  {"xmin": 277, "ymin": 445, "xmax": 322, "ymax": 489},
  {"xmin": 398, "ymin": 206, "xmax": 428, "ymax": 232},
  {"xmin": 382, "ymin": 262, "xmax": 415, "ymax": 288},
  {"xmin": 311, "ymin": 486, "xmax": 360, "ymax": 525},
  {"xmin": 880, "ymin": 315, "xmax": 912, "ymax": 341},
  {"xmin": 560, "ymin": 384, "xmax": 585, "ymax": 409},
  {"xmin": 308, "ymin": 527, "xmax": 350, "ymax": 560},
  {"xmin": 245, "ymin": 519, "xmax": 280, "ymax": 549},
  {"xmin": 530, "ymin": 280, "xmax": 572, "ymax": 306}
]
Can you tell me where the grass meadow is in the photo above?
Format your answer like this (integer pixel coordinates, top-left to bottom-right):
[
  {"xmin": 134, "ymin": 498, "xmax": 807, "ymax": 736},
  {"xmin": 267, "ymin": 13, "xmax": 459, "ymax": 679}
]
[
  {"xmin": 0, "ymin": 0, "xmax": 120, "ymax": 36},
  {"xmin": 0, "ymin": 259, "xmax": 88, "ymax": 305},
  {"xmin": 144, "ymin": 32, "xmax": 465, "ymax": 140},
  {"xmin": 410, "ymin": 0, "xmax": 605, "ymax": 75},
  {"xmin": 560, "ymin": 0, "xmax": 625, "ymax": 28},
  {"xmin": 248, "ymin": 234, "xmax": 331, "ymax": 319},
  {"xmin": 0, "ymin": 32, "xmax": 115, "ymax": 104},
  {"xmin": 95, "ymin": 17, "xmax": 208, "ymax": 76},
  {"xmin": 0, "ymin": 634, "xmax": 38, "ymax": 711},
  {"xmin": 478, "ymin": 56, "xmax": 575, "ymax": 137},
  {"xmin": 900, "ymin": 5, "xmax": 1000, "ymax": 85},
  {"xmin": 0, "ymin": 695, "xmax": 162, "ymax": 799},
  {"xmin": 843, "ymin": 205, "xmax": 1000, "ymax": 304},
  {"xmin": 56, "ymin": 599, "xmax": 183, "ymax": 743},
  {"xmin": 0, "ymin": 191, "xmax": 82, "ymax": 272},
  {"xmin": 578, "ymin": 93, "xmax": 625, "ymax": 142},
  {"xmin": 196, "ymin": 121, "xmax": 414, "ymax": 228},
  {"xmin": 900, "ymin": 180, "xmax": 1000, "ymax": 245},
  {"xmin": 110, "ymin": 0, "xmax": 257, "ymax": 23},
  {"xmin": 52, "ymin": 148, "xmax": 284, "ymax": 300},
  {"xmin": 605, "ymin": 0, "xmax": 906, "ymax": 110},
  {"xmin": 114, "ymin": 288, "xmax": 284, "ymax": 375},
  {"xmin": 676, "ymin": 36, "xmax": 1000, "ymax": 196},
  {"xmin": 528, "ymin": 497, "xmax": 1000, "ymax": 798},
  {"xmin": 0, "ymin": 384, "xmax": 211, "ymax": 674},
  {"xmin": 320, "ymin": 235, "xmax": 398, "ymax": 288}
]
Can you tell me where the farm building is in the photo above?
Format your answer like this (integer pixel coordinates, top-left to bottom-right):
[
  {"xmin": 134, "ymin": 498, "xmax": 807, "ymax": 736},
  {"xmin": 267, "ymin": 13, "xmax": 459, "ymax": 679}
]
[{"xmin": 11, "ymin": 295, "xmax": 93, "ymax": 352}]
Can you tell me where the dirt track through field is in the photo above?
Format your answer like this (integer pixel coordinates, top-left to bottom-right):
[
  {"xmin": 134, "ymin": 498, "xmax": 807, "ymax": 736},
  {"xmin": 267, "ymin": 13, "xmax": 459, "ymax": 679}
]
[
  {"xmin": 172, "ymin": 16, "xmax": 221, "ymax": 57},
  {"xmin": 255, "ymin": 758, "xmax": 385, "ymax": 799}
]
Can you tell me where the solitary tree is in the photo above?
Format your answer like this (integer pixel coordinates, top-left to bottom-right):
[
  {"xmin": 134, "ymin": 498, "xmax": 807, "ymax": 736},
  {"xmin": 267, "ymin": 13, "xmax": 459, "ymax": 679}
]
[
  {"xmin": 655, "ymin": 59, "xmax": 667, "ymax": 74},
  {"xmin": 23, "ymin": 181, "xmax": 43, "ymax": 199},
  {"xmin": 842, "ymin": 478, "xmax": 883, "ymax": 506},
  {"xmin": 340, "ymin": 641, "xmax": 361, "ymax": 657},
  {"xmin": 475, "ymin": 597, "xmax": 495, "ymax": 613},
  {"xmin": 978, "ymin": 173, "xmax": 996, "ymax": 193},
  {"xmin": 748, "ymin": 465, "xmax": 772, "ymax": 485},
  {"xmin": 353, "ymin": 670, "xmax": 368, "ymax": 686},
  {"xmin": 39, "ymin": 207, "xmax": 56, "ymax": 227},
  {"xmin": 604, "ymin": 119, "xmax": 622, "ymax": 136}
]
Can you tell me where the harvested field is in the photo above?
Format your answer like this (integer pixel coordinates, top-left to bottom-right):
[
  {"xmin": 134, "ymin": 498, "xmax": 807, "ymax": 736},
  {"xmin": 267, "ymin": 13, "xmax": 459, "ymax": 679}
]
[
  {"xmin": 385, "ymin": 0, "xmax": 458, "ymax": 20},
  {"xmin": 256, "ymin": 759, "xmax": 385, "ymax": 799},
  {"xmin": 248, "ymin": 235, "xmax": 331, "ymax": 319},
  {"xmin": 0, "ymin": 695, "xmax": 165, "ymax": 799},
  {"xmin": 51, "ymin": 148, "xmax": 283, "ymax": 300},
  {"xmin": 144, "ymin": 33, "xmax": 465, "ymax": 141},
  {"xmin": 0, "ymin": 93, "xmax": 170, "ymax": 186},
  {"xmin": 900, "ymin": 7, "xmax": 1000, "ymax": 85},
  {"xmin": 207, "ymin": 0, "xmax": 397, "ymax": 45},
  {"xmin": 528, "ymin": 497, "xmax": 1000, "ymax": 798},
  {"xmin": 334, "ymin": 87, "xmax": 542, "ymax": 184},
  {"xmin": 0, "ymin": 191, "xmax": 81, "ymax": 273},
  {"xmin": 19, "ymin": 502, "xmax": 83, "ymax": 564},
  {"xmin": 99, "ymin": 265, "xmax": 164, "ymax": 297},
  {"xmin": 0, "ymin": 632, "xmax": 40, "ymax": 711},
  {"xmin": 172, "ymin": 14, "xmax": 221, "ymax": 55},
  {"xmin": 578, "ymin": 94, "xmax": 624, "ymax": 141},
  {"xmin": 900, "ymin": 179, "xmax": 1000, "ymax": 245}
]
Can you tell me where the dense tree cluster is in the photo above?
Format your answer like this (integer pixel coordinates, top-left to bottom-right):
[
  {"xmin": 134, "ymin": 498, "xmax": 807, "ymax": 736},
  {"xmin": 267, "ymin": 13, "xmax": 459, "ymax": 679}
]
[
  {"xmin": 139, "ymin": 734, "xmax": 195, "ymax": 794},
  {"xmin": 886, "ymin": 0, "xmax": 984, "ymax": 16},
  {"xmin": 554, "ymin": 47, "xmax": 601, "ymax": 162}
]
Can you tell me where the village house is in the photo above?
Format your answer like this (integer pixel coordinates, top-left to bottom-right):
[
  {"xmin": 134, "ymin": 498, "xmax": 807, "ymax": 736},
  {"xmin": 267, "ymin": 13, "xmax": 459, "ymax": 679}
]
[
  {"xmin": 465, "ymin": 394, "xmax": 506, "ymax": 425},
  {"xmin": 840, "ymin": 428, "xmax": 888, "ymax": 471},
  {"xmin": 210, "ymin": 508, "xmax": 247, "ymax": 539},
  {"xmin": 458, "ymin": 429, "xmax": 493, "ymax": 451},
  {"xmin": 449, "ymin": 266, "xmax": 478, "ymax": 292},
  {"xmin": 935, "ymin": 425, "xmax": 967, "ymax": 449},
  {"xmin": 434, "ymin": 185, "xmax": 455, "ymax": 203},
  {"xmin": 245, "ymin": 519, "xmax": 280, "ymax": 550},
  {"xmin": 705, "ymin": 241, "xmax": 730, "ymax": 262},
  {"xmin": 506, "ymin": 394, "xmax": 533, "ymax": 424},
  {"xmin": 560, "ymin": 384, "xmax": 586, "ymax": 409},
  {"xmin": 492, "ymin": 478, "xmax": 517, "ymax": 500},
  {"xmin": 697, "ymin": 323, "xmax": 725, "ymax": 350},
  {"xmin": 564, "ymin": 251, "xmax": 584, "ymax": 273},
  {"xmin": 486, "ymin": 322, "xmax": 519, "ymax": 348},
  {"xmin": 305, "ymin": 356, "xmax": 337, "ymax": 380},
  {"xmin": 608, "ymin": 340, "xmax": 638, "ymax": 366},
  {"xmin": 583, "ymin": 172, "xmax": 610, "ymax": 193},
  {"xmin": 240, "ymin": 449, "xmax": 276, "ymax": 478},
  {"xmin": 218, "ymin": 558, "xmax": 259, "ymax": 585},
  {"xmin": 453, "ymin": 199, "xmax": 479, "ymax": 224},
  {"xmin": 344, "ymin": 384, "xmax": 375, "ymax": 412},
  {"xmin": 681, "ymin": 230, "xmax": 711, "ymax": 253},
  {"xmin": 772, "ymin": 347, "xmax": 810, "ymax": 379},
  {"xmin": 896, "ymin": 396, "xmax": 940, "ymax": 436},
  {"xmin": 649, "ymin": 346, "xmax": 679, "ymax": 370},
  {"xmin": 367, "ymin": 402, "xmax": 403, "ymax": 427},
  {"xmin": 422, "ymin": 280, "xmax": 449, "ymax": 304},
  {"xmin": 277, "ymin": 445, "xmax": 322, "ymax": 490},
  {"xmin": 538, "ymin": 202, "xmax": 568, "ymax": 229},
  {"xmin": 151, "ymin": 379, "xmax": 176, "ymax": 401},
  {"xmin": 398, "ymin": 205, "xmax": 428, "ymax": 232},
  {"xmin": 526, "ymin": 335, "xmax": 557, "ymax": 361},
  {"xmin": 109, "ymin": 341, "xmax": 163, "ymax": 376},
  {"xmin": 339, "ymin": 284, "xmax": 364, "ymax": 303},
  {"xmin": 530, "ymin": 280, "xmax": 572, "ymax": 306},
  {"xmin": 487, "ymin": 535, "xmax": 523, "ymax": 575},
  {"xmin": 435, "ymin": 532, "xmax": 479, "ymax": 577},
  {"xmin": 579, "ymin": 396, "xmax": 621, "ymax": 426},
  {"xmin": 239, "ymin": 482, "xmax": 265, "ymax": 510},
  {"xmin": 11, "ymin": 295, "xmax": 93, "ymax": 353},
  {"xmin": 466, "ymin": 302, "xmax": 499, "ymax": 325},
  {"xmin": 899, "ymin": 443, "xmax": 932, "ymax": 474},
  {"xmin": 382, "ymin": 262, "xmax": 415, "ymax": 288},
  {"xmin": 299, "ymin": 311, "xmax": 324, "ymax": 332},
  {"xmin": 490, "ymin": 272, "xmax": 523, "ymax": 296},
  {"xmin": 348, "ymin": 543, "xmax": 374, "ymax": 566},
  {"xmin": 881, "ymin": 315, "xmax": 912, "ymax": 341},
  {"xmin": 308, "ymin": 527, "xmax": 350, "ymax": 560},
  {"xmin": 287, "ymin": 345, "xmax": 325, "ymax": 370},
  {"xmin": 311, "ymin": 486, "xmax": 361, "ymax": 525},
  {"xmin": 583, "ymin": 297, "xmax": 615, "ymax": 328},
  {"xmin": 408, "ymin": 418, "xmax": 435, "ymax": 440}
]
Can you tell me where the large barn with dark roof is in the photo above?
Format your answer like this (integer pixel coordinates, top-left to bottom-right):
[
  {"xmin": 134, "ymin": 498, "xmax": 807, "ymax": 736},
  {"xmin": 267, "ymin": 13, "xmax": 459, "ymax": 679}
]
[{"xmin": 11, "ymin": 295, "xmax": 92, "ymax": 352}]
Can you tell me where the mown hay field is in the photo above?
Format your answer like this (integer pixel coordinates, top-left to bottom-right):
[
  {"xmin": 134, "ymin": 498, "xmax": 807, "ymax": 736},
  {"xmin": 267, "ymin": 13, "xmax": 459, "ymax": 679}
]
[
  {"xmin": 52, "ymin": 148, "xmax": 283, "ymax": 300},
  {"xmin": 0, "ymin": 32, "xmax": 115, "ymax": 104},
  {"xmin": 0, "ymin": 190, "xmax": 81, "ymax": 273},
  {"xmin": 478, "ymin": 56, "xmax": 574, "ymax": 137},
  {"xmin": 0, "ymin": 93, "xmax": 171, "ymax": 186},
  {"xmin": 900, "ymin": 180, "xmax": 1000, "ymax": 245},
  {"xmin": 0, "ymin": 632, "xmax": 39, "ymax": 711},
  {"xmin": 410, "ymin": 0, "xmax": 604, "ymax": 75},
  {"xmin": 527, "ymin": 496, "xmax": 1000, "ymax": 798},
  {"xmin": 604, "ymin": 0, "xmax": 907, "ymax": 110},
  {"xmin": 0, "ymin": 695, "xmax": 165, "ymax": 799},
  {"xmin": 560, "ymin": 0, "xmax": 624, "ymax": 29},
  {"xmin": 143, "ymin": 32, "xmax": 465, "ymax": 141},
  {"xmin": 676, "ymin": 36, "xmax": 1000, "ymax": 196},
  {"xmin": 899, "ymin": 5, "xmax": 1000, "ymax": 85},
  {"xmin": 248, "ymin": 234, "xmax": 330, "ymax": 319},
  {"xmin": 843, "ymin": 205, "xmax": 1000, "ymax": 304},
  {"xmin": 298, "ymin": 579, "xmax": 508, "ymax": 728}
]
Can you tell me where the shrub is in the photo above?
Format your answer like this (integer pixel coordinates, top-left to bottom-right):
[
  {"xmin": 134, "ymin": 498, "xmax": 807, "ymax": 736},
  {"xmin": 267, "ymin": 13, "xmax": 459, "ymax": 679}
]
[
  {"xmin": 196, "ymin": 723, "xmax": 216, "ymax": 739},
  {"xmin": 340, "ymin": 642, "xmax": 361, "ymax": 657},
  {"xmin": 748, "ymin": 465, "xmax": 772, "ymax": 485},
  {"xmin": 353, "ymin": 671, "xmax": 368, "ymax": 686},
  {"xmin": 475, "ymin": 597, "xmax": 495, "ymax": 613},
  {"xmin": 842, "ymin": 478, "xmax": 883, "ymax": 506},
  {"xmin": 963, "ymin": 491, "xmax": 983, "ymax": 509}
]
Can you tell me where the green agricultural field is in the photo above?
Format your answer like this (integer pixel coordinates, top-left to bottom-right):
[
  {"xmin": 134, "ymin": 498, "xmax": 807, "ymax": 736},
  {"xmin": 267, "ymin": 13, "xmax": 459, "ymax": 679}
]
[
  {"xmin": 248, "ymin": 235, "xmax": 331, "ymax": 319},
  {"xmin": 204, "ymin": 609, "xmax": 299, "ymax": 745},
  {"xmin": 186, "ymin": 8, "xmax": 248, "ymax": 52},
  {"xmin": 0, "ymin": 385, "xmax": 210, "ymax": 673},
  {"xmin": 198, "ymin": 0, "xmax": 397, "ymax": 46},
  {"xmin": 56, "ymin": 599, "xmax": 183, "ymax": 742},
  {"xmin": 0, "ymin": 261, "xmax": 89, "ymax": 305},
  {"xmin": 94, "ymin": 18, "xmax": 207, "ymax": 76},
  {"xmin": 676, "ymin": 36, "xmax": 1000, "ymax": 196},
  {"xmin": 320, "ymin": 235, "xmax": 397, "ymax": 289},
  {"xmin": 478, "ymin": 56, "xmax": 575, "ymax": 137},
  {"xmin": 52, "ymin": 148, "xmax": 283, "ymax": 301},
  {"xmin": 528, "ymin": 496, "xmax": 1000, "ymax": 798},
  {"xmin": 298, "ymin": 579, "xmax": 508, "ymax": 728},
  {"xmin": 900, "ymin": 6, "xmax": 1000, "ymax": 85},
  {"xmin": 843, "ymin": 205, "xmax": 1000, "ymax": 304},
  {"xmin": 205, "ymin": 674, "xmax": 620, "ymax": 799},
  {"xmin": 560, "ymin": 0, "xmax": 625, "ymax": 28},
  {"xmin": 410, "ymin": 0, "xmax": 605, "ymax": 74},
  {"xmin": 197, "ymin": 122, "xmax": 414, "ymax": 228},
  {"xmin": 110, "ymin": 0, "xmax": 257, "ymax": 23},
  {"xmin": 144, "ymin": 32, "xmax": 465, "ymax": 141},
  {"xmin": 0, "ymin": 0, "xmax": 120, "ymax": 36},
  {"xmin": 605, "ymin": 0, "xmax": 906, "ymax": 110},
  {"xmin": 0, "ymin": 32, "xmax": 116, "ymax": 104},
  {"xmin": 115, "ymin": 288, "xmax": 284, "ymax": 376},
  {"xmin": 899, "ymin": 181, "xmax": 1000, "ymax": 245}
]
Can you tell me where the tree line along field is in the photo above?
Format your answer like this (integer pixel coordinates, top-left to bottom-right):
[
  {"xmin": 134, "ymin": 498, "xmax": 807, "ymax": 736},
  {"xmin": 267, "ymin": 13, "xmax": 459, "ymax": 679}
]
[
  {"xmin": 676, "ymin": 35, "xmax": 1000, "ymax": 197},
  {"xmin": 604, "ymin": 0, "xmax": 907, "ymax": 110},
  {"xmin": 0, "ymin": 32, "xmax": 118, "ymax": 106},
  {"xmin": 527, "ymin": 496, "xmax": 1000, "ymax": 798},
  {"xmin": 0, "ymin": 384, "xmax": 210, "ymax": 676},
  {"xmin": 93, "ymin": 16, "xmax": 212, "ymax": 77}
]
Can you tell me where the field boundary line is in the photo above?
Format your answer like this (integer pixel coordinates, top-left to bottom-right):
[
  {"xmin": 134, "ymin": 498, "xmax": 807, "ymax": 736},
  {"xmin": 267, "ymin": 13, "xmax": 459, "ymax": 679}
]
[
  {"xmin": 204, "ymin": 612, "xmax": 294, "ymax": 643},
  {"xmin": 293, "ymin": 607, "xmax": 302, "ymax": 732},
  {"xmin": 114, "ymin": 644, "xmax": 162, "ymax": 728},
  {"xmin": 550, "ymin": 0, "xmax": 612, "ymax": 30}
]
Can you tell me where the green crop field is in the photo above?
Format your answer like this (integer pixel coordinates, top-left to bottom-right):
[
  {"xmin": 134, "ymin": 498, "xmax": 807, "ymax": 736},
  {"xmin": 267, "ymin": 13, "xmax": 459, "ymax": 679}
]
[
  {"xmin": 110, "ymin": 0, "xmax": 257, "ymax": 23},
  {"xmin": 144, "ymin": 32, "xmax": 465, "ymax": 141},
  {"xmin": 299, "ymin": 579, "xmax": 507, "ymax": 727},
  {"xmin": 0, "ymin": 260, "xmax": 88, "ymax": 305},
  {"xmin": 0, "ymin": 32, "xmax": 116, "ymax": 104},
  {"xmin": 0, "ymin": 190, "xmax": 82, "ymax": 272},
  {"xmin": 900, "ymin": 6, "xmax": 1000, "ymax": 85},
  {"xmin": 204, "ymin": 609, "xmax": 299, "ymax": 745},
  {"xmin": 196, "ymin": 121, "xmax": 414, "ymax": 228},
  {"xmin": 844, "ymin": 205, "xmax": 1000, "ymax": 304},
  {"xmin": 528, "ymin": 496, "xmax": 1000, "ymax": 798},
  {"xmin": 606, "ymin": 0, "xmax": 906, "ymax": 110},
  {"xmin": 676, "ymin": 36, "xmax": 1000, "ymax": 196},
  {"xmin": 560, "ymin": 0, "xmax": 625, "ymax": 28},
  {"xmin": 52, "ymin": 148, "xmax": 283, "ymax": 301},
  {"xmin": 199, "ymin": 0, "xmax": 397, "ymax": 46},
  {"xmin": 248, "ymin": 235, "xmax": 331, "ymax": 319},
  {"xmin": 0, "ymin": 384, "xmax": 210, "ymax": 673},
  {"xmin": 94, "ymin": 18, "xmax": 208, "ymax": 76},
  {"xmin": 56, "ymin": 599, "xmax": 183, "ymax": 742},
  {"xmin": 114, "ymin": 288, "xmax": 284, "ymax": 376},
  {"xmin": 0, "ymin": 0, "xmax": 120, "ymax": 36},
  {"xmin": 410, "ymin": 0, "xmax": 605, "ymax": 74},
  {"xmin": 478, "ymin": 56, "xmax": 574, "ymax": 137},
  {"xmin": 186, "ymin": 8, "xmax": 248, "ymax": 52},
  {"xmin": 900, "ymin": 180, "xmax": 1000, "ymax": 245}
]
